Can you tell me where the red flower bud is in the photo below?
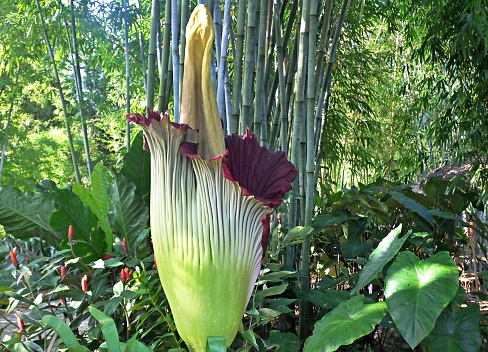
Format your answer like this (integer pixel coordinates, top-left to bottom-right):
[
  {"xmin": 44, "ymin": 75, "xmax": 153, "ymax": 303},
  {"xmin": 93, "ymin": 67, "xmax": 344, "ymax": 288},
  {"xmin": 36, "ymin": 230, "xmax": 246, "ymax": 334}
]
[
  {"xmin": 60, "ymin": 297, "xmax": 66, "ymax": 305},
  {"xmin": 102, "ymin": 254, "xmax": 114, "ymax": 261},
  {"xmin": 277, "ymin": 213, "xmax": 283, "ymax": 223},
  {"xmin": 68, "ymin": 225, "xmax": 74, "ymax": 244},
  {"xmin": 153, "ymin": 257, "xmax": 157, "ymax": 269},
  {"xmin": 120, "ymin": 267, "xmax": 133, "ymax": 283},
  {"xmin": 14, "ymin": 313, "xmax": 25, "ymax": 333},
  {"xmin": 60, "ymin": 265, "xmax": 67, "ymax": 277},
  {"xmin": 122, "ymin": 237, "xmax": 128, "ymax": 254},
  {"xmin": 25, "ymin": 256, "xmax": 30, "ymax": 264},
  {"xmin": 81, "ymin": 274, "xmax": 89, "ymax": 292},
  {"xmin": 10, "ymin": 247, "xmax": 19, "ymax": 269}
]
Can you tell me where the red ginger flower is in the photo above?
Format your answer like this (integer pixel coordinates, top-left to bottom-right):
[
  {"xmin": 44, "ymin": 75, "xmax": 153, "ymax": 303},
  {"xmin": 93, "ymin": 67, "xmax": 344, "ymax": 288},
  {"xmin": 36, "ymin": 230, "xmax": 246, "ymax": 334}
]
[
  {"xmin": 122, "ymin": 237, "xmax": 128, "ymax": 254},
  {"xmin": 25, "ymin": 256, "xmax": 30, "ymax": 264},
  {"xmin": 103, "ymin": 254, "xmax": 114, "ymax": 260},
  {"xmin": 14, "ymin": 313, "xmax": 25, "ymax": 332},
  {"xmin": 10, "ymin": 247, "xmax": 19, "ymax": 269},
  {"xmin": 60, "ymin": 265, "xmax": 67, "ymax": 277},
  {"xmin": 120, "ymin": 267, "xmax": 133, "ymax": 283},
  {"xmin": 68, "ymin": 225, "xmax": 74, "ymax": 244},
  {"xmin": 81, "ymin": 274, "xmax": 89, "ymax": 292}
]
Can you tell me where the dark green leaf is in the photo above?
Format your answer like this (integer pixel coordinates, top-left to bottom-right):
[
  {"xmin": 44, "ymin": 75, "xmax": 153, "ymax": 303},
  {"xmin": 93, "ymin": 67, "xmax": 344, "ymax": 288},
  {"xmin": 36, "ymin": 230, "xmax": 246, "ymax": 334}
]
[
  {"xmin": 268, "ymin": 331, "xmax": 300, "ymax": 352},
  {"xmin": 390, "ymin": 191, "xmax": 434, "ymax": 226},
  {"xmin": 41, "ymin": 315, "xmax": 89, "ymax": 351},
  {"xmin": 423, "ymin": 304, "xmax": 482, "ymax": 352},
  {"xmin": 109, "ymin": 172, "xmax": 149, "ymax": 255},
  {"xmin": 0, "ymin": 186, "xmax": 54, "ymax": 241}
]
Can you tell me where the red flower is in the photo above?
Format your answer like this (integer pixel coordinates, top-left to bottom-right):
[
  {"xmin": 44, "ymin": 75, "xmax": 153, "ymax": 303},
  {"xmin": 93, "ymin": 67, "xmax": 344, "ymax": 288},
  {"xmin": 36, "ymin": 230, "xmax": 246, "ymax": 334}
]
[
  {"xmin": 10, "ymin": 247, "xmax": 19, "ymax": 269},
  {"xmin": 60, "ymin": 265, "xmax": 67, "ymax": 278},
  {"xmin": 68, "ymin": 225, "xmax": 74, "ymax": 244},
  {"xmin": 103, "ymin": 254, "xmax": 114, "ymax": 260},
  {"xmin": 14, "ymin": 313, "xmax": 25, "ymax": 332},
  {"xmin": 81, "ymin": 274, "xmax": 89, "ymax": 292},
  {"xmin": 122, "ymin": 237, "xmax": 128, "ymax": 254},
  {"xmin": 25, "ymin": 256, "xmax": 30, "ymax": 264},
  {"xmin": 154, "ymin": 257, "xmax": 157, "ymax": 269},
  {"xmin": 60, "ymin": 297, "xmax": 66, "ymax": 305},
  {"xmin": 120, "ymin": 267, "xmax": 133, "ymax": 283}
]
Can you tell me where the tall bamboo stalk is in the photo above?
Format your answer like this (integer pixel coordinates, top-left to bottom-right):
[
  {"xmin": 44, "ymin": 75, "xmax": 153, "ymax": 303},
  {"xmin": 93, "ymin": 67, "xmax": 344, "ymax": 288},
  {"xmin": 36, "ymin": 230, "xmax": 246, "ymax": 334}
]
[
  {"xmin": 158, "ymin": 0, "xmax": 172, "ymax": 112},
  {"xmin": 217, "ymin": 0, "xmax": 231, "ymax": 133},
  {"xmin": 171, "ymin": 0, "xmax": 180, "ymax": 121},
  {"xmin": 179, "ymin": 0, "xmax": 189, "ymax": 110},
  {"xmin": 135, "ymin": 0, "xmax": 147, "ymax": 92},
  {"xmin": 70, "ymin": 0, "xmax": 93, "ymax": 179},
  {"xmin": 147, "ymin": 0, "xmax": 160, "ymax": 110},
  {"xmin": 35, "ymin": 0, "xmax": 81, "ymax": 183},
  {"xmin": 253, "ymin": 0, "xmax": 269, "ymax": 146},
  {"xmin": 123, "ymin": 0, "xmax": 131, "ymax": 151},
  {"xmin": 0, "ymin": 68, "xmax": 20, "ymax": 186},
  {"xmin": 230, "ymin": 0, "xmax": 247, "ymax": 133},
  {"xmin": 240, "ymin": 0, "xmax": 258, "ymax": 133},
  {"xmin": 293, "ymin": 0, "xmax": 311, "ymax": 340},
  {"xmin": 314, "ymin": 0, "xmax": 349, "ymax": 184}
]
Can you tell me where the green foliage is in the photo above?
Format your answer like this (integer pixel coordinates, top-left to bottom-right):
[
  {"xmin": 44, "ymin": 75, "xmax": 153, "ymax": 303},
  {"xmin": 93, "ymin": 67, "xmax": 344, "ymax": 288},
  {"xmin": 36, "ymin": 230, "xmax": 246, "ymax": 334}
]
[
  {"xmin": 304, "ymin": 296, "xmax": 387, "ymax": 352},
  {"xmin": 384, "ymin": 251, "xmax": 459, "ymax": 349}
]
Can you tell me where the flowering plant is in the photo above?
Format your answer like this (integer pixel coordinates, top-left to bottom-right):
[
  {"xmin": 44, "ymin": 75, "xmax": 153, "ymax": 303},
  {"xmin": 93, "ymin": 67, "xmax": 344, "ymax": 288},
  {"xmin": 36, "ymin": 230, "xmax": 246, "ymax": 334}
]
[{"xmin": 127, "ymin": 5, "xmax": 296, "ymax": 351}]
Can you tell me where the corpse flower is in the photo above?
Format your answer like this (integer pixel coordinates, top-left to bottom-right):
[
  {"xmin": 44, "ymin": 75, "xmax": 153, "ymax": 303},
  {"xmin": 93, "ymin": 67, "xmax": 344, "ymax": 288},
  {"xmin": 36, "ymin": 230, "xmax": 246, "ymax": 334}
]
[{"xmin": 127, "ymin": 5, "xmax": 296, "ymax": 351}]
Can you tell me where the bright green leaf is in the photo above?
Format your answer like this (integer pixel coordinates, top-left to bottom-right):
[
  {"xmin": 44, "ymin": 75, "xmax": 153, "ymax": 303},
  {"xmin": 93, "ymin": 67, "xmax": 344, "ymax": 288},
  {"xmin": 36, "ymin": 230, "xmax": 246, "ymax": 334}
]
[
  {"xmin": 351, "ymin": 225, "xmax": 408, "ymax": 295},
  {"xmin": 304, "ymin": 296, "xmax": 387, "ymax": 352},
  {"xmin": 384, "ymin": 251, "xmax": 458, "ymax": 349},
  {"xmin": 89, "ymin": 306, "xmax": 121, "ymax": 352}
]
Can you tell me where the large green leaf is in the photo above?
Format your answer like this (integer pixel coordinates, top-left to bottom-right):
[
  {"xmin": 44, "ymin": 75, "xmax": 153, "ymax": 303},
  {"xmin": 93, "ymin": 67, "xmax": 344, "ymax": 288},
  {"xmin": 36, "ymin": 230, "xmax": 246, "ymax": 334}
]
[
  {"xmin": 351, "ymin": 225, "xmax": 408, "ymax": 295},
  {"xmin": 120, "ymin": 131, "xmax": 151, "ymax": 202},
  {"xmin": 108, "ymin": 173, "xmax": 149, "ymax": 255},
  {"xmin": 89, "ymin": 306, "xmax": 121, "ymax": 352},
  {"xmin": 384, "ymin": 251, "xmax": 458, "ymax": 349},
  {"xmin": 41, "ymin": 315, "xmax": 90, "ymax": 352},
  {"xmin": 49, "ymin": 187, "xmax": 106, "ymax": 260},
  {"xmin": 304, "ymin": 295, "xmax": 387, "ymax": 352},
  {"xmin": 389, "ymin": 191, "xmax": 434, "ymax": 226},
  {"xmin": 0, "ymin": 186, "xmax": 54, "ymax": 241},
  {"xmin": 73, "ymin": 163, "xmax": 114, "ymax": 250},
  {"xmin": 423, "ymin": 304, "xmax": 481, "ymax": 352}
]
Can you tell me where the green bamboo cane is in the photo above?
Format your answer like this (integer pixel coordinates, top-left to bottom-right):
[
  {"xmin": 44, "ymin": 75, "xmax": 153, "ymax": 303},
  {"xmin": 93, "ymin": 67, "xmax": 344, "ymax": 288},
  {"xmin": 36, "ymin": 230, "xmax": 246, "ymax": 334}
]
[
  {"xmin": 217, "ymin": 0, "xmax": 232, "ymax": 132},
  {"xmin": 314, "ymin": 0, "xmax": 349, "ymax": 186},
  {"xmin": 313, "ymin": 0, "xmax": 332, "ymax": 149},
  {"xmin": 35, "ymin": 0, "xmax": 81, "ymax": 184},
  {"xmin": 179, "ymin": 0, "xmax": 189, "ymax": 111},
  {"xmin": 70, "ymin": 0, "xmax": 93, "ymax": 179},
  {"xmin": 230, "ymin": 0, "xmax": 246, "ymax": 133},
  {"xmin": 0, "ymin": 67, "xmax": 21, "ymax": 186},
  {"xmin": 171, "ymin": 0, "xmax": 180, "ymax": 121},
  {"xmin": 123, "ymin": 0, "xmax": 131, "ymax": 151},
  {"xmin": 300, "ymin": 0, "xmax": 319, "ymax": 340},
  {"xmin": 240, "ymin": 0, "xmax": 258, "ymax": 133},
  {"xmin": 135, "ymin": 0, "xmax": 147, "ymax": 92},
  {"xmin": 147, "ymin": 0, "xmax": 159, "ymax": 110},
  {"xmin": 158, "ymin": 0, "xmax": 172, "ymax": 112},
  {"xmin": 253, "ymin": 0, "xmax": 269, "ymax": 146}
]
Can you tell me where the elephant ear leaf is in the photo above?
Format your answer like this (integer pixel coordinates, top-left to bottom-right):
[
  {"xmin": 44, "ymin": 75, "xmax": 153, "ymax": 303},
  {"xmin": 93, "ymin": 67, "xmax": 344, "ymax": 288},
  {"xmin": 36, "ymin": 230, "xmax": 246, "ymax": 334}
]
[
  {"xmin": 0, "ymin": 186, "xmax": 55, "ymax": 242},
  {"xmin": 423, "ymin": 303, "xmax": 482, "ymax": 352},
  {"xmin": 384, "ymin": 251, "xmax": 458, "ymax": 349},
  {"xmin": 304, "ymin": 295, "xmax": 387, "ymax": 352}
]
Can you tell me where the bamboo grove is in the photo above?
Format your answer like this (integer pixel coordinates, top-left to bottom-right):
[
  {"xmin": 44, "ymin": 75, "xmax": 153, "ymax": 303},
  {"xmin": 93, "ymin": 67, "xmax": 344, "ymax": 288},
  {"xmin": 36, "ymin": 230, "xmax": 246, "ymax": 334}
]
[{"xmin": 1, "ymin": 0, "xmax": 488, "ymax": 345}]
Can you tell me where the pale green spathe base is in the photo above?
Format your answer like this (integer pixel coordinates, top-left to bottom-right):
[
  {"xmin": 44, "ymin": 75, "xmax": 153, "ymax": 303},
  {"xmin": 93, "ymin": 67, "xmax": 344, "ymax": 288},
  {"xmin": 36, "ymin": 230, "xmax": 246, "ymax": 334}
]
[{"xmin": 143, "ymin": 118, "xmax": 268, "ymax": 351}]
